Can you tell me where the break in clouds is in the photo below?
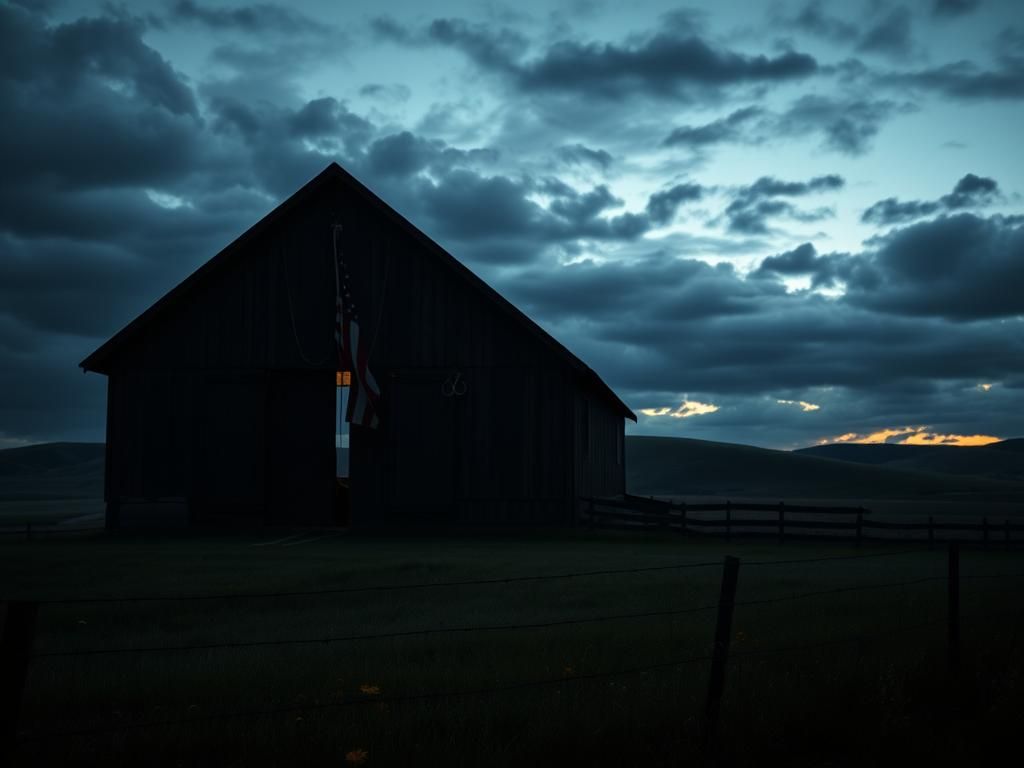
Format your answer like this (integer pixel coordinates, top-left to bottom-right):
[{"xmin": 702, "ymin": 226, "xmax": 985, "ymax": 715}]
[{"xmin": 1, "ymin": 0, "xmax": 1023, "ymax": 449}]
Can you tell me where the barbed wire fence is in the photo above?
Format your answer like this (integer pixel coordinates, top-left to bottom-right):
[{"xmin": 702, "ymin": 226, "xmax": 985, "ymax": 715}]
[{"xmin": 2, "ymin": 544, "xmax": 1023, "ymax": 761}]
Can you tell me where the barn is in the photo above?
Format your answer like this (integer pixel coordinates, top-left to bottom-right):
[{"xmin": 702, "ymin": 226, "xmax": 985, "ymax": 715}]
[{"xmin": 80, "ymin": 162, "xmax": 636, "ymax": 529}]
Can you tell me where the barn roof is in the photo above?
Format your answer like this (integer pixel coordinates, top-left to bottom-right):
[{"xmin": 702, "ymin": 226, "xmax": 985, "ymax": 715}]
[{"xmin": 80, "ymin": 162, "xmax": 636, "ymax": 421}]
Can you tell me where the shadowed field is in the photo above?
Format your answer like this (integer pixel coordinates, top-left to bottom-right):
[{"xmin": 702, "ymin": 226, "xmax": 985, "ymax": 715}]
[
  {"xmin": 627, "ymin": 435, "xmax": 1024, "ymax": 501},
  {"xmin": 2, "ymin": 531, "xmax": 1022, "ymax": 767}
]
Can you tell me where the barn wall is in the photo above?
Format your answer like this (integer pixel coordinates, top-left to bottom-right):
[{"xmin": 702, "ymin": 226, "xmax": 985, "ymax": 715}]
[
  {"xmin": 334, "ymin": 189, "xmax": 582, "ymax": 526},
  {"xmin": 574, "ymin": 393, "xmax": 626, "ymax": 502},
  {"xmin": 102, "ymin": 176, "xmax": 625, "ymax": 527}
]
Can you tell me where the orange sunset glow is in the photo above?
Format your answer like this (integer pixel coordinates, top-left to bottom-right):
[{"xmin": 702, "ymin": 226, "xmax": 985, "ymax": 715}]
[{"xmin": 820, "ymin": 427, "xmax": 1002, "ymax": 447}]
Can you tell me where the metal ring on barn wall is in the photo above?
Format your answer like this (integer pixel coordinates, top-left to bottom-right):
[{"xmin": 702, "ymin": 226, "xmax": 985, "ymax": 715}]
[{"xmin": 441, "ymin": 371, "xmax": 468, "ymax": 397}]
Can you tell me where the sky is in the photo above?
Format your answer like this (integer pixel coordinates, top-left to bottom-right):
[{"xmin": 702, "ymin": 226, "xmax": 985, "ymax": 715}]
[{"xmin": 1, "ymin": 0, "xmax": 1023, "ymax": 451}]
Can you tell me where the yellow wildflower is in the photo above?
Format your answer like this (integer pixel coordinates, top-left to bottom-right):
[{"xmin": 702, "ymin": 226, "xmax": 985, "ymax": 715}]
[
  {"xmin": 345, "ymin": 748, "xmax": 369, "ymax": 764},
  {"xmin": 359, "ymin": 684, "xmax": 381, "ymax": 695}
]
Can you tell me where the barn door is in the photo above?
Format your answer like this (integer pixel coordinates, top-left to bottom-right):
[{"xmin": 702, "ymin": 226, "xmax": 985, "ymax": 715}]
[
  {"xmin": 266, "ymin": 370, "xmax": 335, "ymax": 525},
  {"xmin": 391, "ymin": 373, "xmax": 456, "ymax": 520}
]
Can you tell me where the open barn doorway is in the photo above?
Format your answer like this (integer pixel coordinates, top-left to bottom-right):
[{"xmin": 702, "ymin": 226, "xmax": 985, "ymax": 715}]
[{"xmin": 335, "ymin": 370, "xmax": 351, "ymax": 526}]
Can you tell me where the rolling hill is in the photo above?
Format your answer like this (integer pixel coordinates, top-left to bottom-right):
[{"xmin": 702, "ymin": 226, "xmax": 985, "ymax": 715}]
[
  {"xmin": 796, "ymin": 440, "xmax": 1024, "ymax": 482},
  {"xmin": 4, "ymin": 437, "xmax": 1024, "ymax": 504},
  {"xmin": 626, "ymin": 436, "xmax": 1024, "ymax": 500},
  {"xmin": 0, "ymin": 442, "xmax": 105, "ymax": 500}
]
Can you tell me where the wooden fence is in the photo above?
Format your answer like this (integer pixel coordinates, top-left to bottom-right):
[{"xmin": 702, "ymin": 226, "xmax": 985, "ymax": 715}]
[{"xmin": 579, "ymin": 494, "xmax": 1024, "ymax": 547}]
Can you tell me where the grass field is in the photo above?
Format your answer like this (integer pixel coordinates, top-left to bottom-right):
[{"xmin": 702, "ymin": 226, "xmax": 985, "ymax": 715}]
[{"xmin": 2, "ymin": 529, "xmax": 1023, "ymax": 767}]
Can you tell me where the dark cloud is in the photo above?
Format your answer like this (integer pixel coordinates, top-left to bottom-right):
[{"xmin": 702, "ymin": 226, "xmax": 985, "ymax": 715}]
[
  {"xmin": 722, "ymin": 175, "xmax": 844, "ymax": 234},
  {"xmin": 750, "ymin": 242, "xmax": 823, "ymax": 279},
  {"xmin": 288, "ymin": 98, "xmax": 374, "ymax": 149},
  {"xmin": 778, "ymin": 3, "xmax": 914, "ymax": 60},
  {"xmin": 661, "ymin": 97, "xmax": 905, "ymax": 156},
  {"xmin": 845, "ymin": 214, "xmax": 1024, "ymax": 321},
  {"xmin": 556, "ymin": 143, "xmax": 613, "ymax": 170},
  {"xmin": 775, "ymin": 95, "xmax": 906, "ymax": 154},
  {"xmin": 860, "ymin": 198, "xmax": 941, "ymax": 226},
  {"xmin": 167, "ymin": 1, "xmax": 324, "ymax": 35},
  {"xmin": 0, "ymin": 7, "xmax": 198, "ymax": 118},
  {"xmin": 375, "ymin": 16, "xmax": 818, "ymax": 100},
  {"xmin": 662, "ymin": 106, "xmax": 763, "ymax": 148},
  {"xmin": 857, "ymin": 7, "xmax": 913, "ymax": 58},
  {"xmin": 789, "ymin": 1, "xmax": 858, "ymax": 42},
  {"xmin": 0, "ymin": 6, "xmax": 202, "ymax": 194},
  {"xmin": 427, "ymin": 17, "xmax": 528, "ymax": 73},
  {"xmin": 421, "ymin": 170, "xmax": 539, "ymax": 240},
  {"xmin": 940, "ymin": 172, "xmax": 1000, "ymax": 208},
  {"xmin": 889, "ymin": 59, "xmax": 1024, "ymax": 101},
  {"xmin": 517, "ymin": 35, "xmax": 817, "ymax": 98},
  {"xmin": 366, "ymin": 131, "xmax": 440, "ymax": 177},
  {"xmin": 369, "ymin": 15, "xmax": 413, "ymax": 44},
  {"xmin": 645, "ymin": 183, "xmax": 705, "ymax": 225},
  {"xmin": 932, "ymin": 0, "xmax": 982, "ymax": 17},
  {"xmin": 862, "ymin": 173, "xmax": 1000, "ymax": 225},
  {"xmin": 358, "ymin": 83, "xmax": 411, "ymax": 101},
  {"xmin": 753, "ymin": 213, "xmax": 1024, "ymax": 322}
]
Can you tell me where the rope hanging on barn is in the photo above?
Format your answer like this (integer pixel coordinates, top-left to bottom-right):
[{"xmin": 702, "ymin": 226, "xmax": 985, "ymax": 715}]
[
  {"xmin": 367, "ymin": 234, "xmax": 390, "ymax": 359},
  {"xmin": 282, "ymin": 237, "xmax": 331, "ymax": 366}
]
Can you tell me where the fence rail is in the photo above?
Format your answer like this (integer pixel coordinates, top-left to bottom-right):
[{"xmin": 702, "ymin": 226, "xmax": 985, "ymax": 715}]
[{"xmin": 581, "ymin": 496, "xmax": 1024, "ymax": 547}]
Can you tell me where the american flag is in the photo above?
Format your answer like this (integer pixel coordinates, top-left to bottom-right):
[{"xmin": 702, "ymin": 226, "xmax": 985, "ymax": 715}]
[{"xmin": 333, "ymin": 226, "xmax": 380, "ymax": 429}]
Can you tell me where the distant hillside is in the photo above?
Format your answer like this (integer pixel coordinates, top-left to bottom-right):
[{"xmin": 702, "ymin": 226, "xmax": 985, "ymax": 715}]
[
  {"xmin": 797, "ymin": 440, "xmax": 1024, "ymax": 482},
  {"xmin": 7, "ymin": 438, "xmax": 1024, "ymax": 504},
  {"xmin": 626, "ymin": 436, "xmax": 1024, "ymax": 500},
  {"xmin": 0, "ymin": 442, "xmax": 104, "ymax": 500}
]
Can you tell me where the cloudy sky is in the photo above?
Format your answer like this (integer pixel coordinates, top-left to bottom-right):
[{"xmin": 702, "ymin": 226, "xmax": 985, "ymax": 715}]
[{"xmin": 2, "ymin": 0, "xmax": 1023, "ymax": 450}]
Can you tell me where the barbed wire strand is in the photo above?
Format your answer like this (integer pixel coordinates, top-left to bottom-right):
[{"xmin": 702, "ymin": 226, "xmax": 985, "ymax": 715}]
[
  {"xmin": 30, "ymin": 549, "xmax": 934, "ymax": 606},
  {"xmin": 34, "ymin": 560, "xmax": 726, "ymax": 605},
  {"xmin": 33, "ymin": 602, "xmax": 721, "ymax": 659},
  {"xmin": 39, "ymin": 569, "xmax": 1024, "ymax": 660}
]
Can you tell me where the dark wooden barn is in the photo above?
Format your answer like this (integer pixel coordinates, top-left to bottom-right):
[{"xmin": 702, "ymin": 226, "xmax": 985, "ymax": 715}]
[{"xmin": 81, "ymin": 163, "xmax": 636, "ymax": 529}]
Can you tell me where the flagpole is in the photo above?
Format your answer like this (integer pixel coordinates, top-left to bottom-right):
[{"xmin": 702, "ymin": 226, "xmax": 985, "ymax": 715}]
[{"xmin": 333, "ymin": 224, "xmax": 344, "ymax": 448}]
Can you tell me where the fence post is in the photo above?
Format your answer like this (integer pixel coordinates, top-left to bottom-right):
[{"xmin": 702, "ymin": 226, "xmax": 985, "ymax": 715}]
[
  {"xmin": 947, "ymin": 543, "xmax": 960, "ymax": 679},
  {"xmin": 703, "ymin": 556, "xmax": 740, "ymax": 755},
  {"xmin": 778, "ymin": 502, "xmax": 785, "ymax": 545},
  {"xmin": 725, "ymin": 501, "xmax": 732, "ymax": 542},
  {"xmin": 856, "ymin": 509, "xmax": 863, "ymax": 548},
  {"xmin": 680, "ymin": 503, "xmax": 688, "ymax": 536},
  {"xmin": 1, "ymin": 600, "xmax": 39, "ymax": 761},
  {"xmin": 982, "ymin": 518, "xmax": 989, "ymax": 550},
  {"xmin": 928, "ymin": 516, "xmax": 934, "ymax": 551}
]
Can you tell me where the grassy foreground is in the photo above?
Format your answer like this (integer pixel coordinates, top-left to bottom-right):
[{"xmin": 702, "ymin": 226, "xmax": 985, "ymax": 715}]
[{"xmin": 2, "ymin": 530, "xmax": 1022, "ymax": 767}]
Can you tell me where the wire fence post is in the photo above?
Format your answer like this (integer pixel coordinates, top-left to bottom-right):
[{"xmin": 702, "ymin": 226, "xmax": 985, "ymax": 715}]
[
  {"xmin": 679, "ymin": 502, "xmax": 688, "ymax": 536},
  {"xmin": 947, "ymin": 542, "xmax": 960, "ymax": 680},
  {"xmin": 703, "ymin": 556, "xmax": 740, "ymax": 756},
  {"xmin": 1, "ymin": 600, "xmax": 38, "ymax": 761},
  {"xmin": 778, "ymin": 502, "xmax": 785, "ymax": 545}
]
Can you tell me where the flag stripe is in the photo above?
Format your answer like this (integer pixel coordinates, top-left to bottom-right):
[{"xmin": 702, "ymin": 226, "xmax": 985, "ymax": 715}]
[{"xmin": 334, "ymin": 226, "xmax": 380, "ymax": 429}]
